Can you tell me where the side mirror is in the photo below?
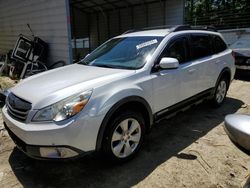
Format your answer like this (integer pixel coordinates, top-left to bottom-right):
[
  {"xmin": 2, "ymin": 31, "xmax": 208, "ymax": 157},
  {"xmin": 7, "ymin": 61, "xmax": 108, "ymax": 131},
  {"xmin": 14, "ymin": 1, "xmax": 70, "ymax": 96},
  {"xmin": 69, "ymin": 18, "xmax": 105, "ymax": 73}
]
[{"xmin": 159, "ymin": 57, "xmax": 179, "ymax": 69}]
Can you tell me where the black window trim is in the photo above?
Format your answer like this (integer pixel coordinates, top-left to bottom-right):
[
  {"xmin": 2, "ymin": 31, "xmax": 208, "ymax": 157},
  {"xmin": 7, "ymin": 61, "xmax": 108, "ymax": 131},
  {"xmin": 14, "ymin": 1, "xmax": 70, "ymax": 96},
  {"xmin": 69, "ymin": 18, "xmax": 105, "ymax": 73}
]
[
  {"xmin": 151, "ymin": 34, "xmax": 191, "ymax": 73},
  {"xmin": 189, "ymin": 33, "xmax": 214, "ymax": 61},
  {"xmin": 211, "ymin": 34, "xmax": 228, "ymax": 54}
]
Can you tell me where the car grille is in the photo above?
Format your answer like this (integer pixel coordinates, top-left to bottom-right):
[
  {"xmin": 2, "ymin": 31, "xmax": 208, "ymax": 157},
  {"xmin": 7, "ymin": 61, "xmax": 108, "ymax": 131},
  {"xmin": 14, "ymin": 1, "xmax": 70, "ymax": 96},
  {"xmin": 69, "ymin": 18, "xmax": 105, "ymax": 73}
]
[{"xmin": 6, "ymin": 93, "xmax": 32, "ymax": 122}]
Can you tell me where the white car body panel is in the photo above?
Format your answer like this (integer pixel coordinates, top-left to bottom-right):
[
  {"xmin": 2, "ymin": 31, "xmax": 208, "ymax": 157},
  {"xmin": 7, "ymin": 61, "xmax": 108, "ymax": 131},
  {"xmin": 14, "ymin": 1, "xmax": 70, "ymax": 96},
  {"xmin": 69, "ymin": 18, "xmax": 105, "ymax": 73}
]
[
  {"xmin": 12, "ymin": 64, "xmax": 136, "ymax": 109},
  {"xmin": 2, "ymin": 28, "xmax": 236, "ymax": 158}
]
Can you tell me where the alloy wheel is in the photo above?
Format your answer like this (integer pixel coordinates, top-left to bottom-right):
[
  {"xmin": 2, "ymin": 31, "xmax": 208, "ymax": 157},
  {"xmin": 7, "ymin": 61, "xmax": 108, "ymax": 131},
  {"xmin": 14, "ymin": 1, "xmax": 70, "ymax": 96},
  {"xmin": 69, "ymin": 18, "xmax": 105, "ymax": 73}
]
[
  {"xmin": 111, "ymin": 118, "xmax": 141, "ymax": 158},
  {"xmin": 216, "ymin": 80, "xmax": 227, "ymax": 103}
]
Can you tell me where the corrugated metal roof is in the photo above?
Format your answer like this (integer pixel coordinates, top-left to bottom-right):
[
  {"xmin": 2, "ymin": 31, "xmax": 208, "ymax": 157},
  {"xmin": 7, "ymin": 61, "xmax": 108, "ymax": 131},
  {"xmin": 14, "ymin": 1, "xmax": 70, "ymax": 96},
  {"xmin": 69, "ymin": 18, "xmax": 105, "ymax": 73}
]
[{"xmin": 70, "ymin": 0, "xmax": 167, "ymax": 13}]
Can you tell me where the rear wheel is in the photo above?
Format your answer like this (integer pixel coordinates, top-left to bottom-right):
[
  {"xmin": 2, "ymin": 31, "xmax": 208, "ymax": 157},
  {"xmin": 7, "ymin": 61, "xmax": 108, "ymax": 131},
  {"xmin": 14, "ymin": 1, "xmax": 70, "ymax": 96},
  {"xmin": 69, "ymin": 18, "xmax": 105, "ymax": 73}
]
[
  {"xmin": 212, "ymin": 77, "xmax": 229, "ymax": 107},
  {"xmin": 102, "ymin": 111, "xmax": 145, "ymax": 162}
]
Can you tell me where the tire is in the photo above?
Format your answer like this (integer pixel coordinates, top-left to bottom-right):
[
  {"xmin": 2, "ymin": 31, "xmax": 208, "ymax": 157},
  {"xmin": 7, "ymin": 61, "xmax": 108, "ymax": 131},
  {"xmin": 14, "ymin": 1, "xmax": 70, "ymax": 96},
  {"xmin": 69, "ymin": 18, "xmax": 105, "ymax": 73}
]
[
  {"xmin": 211, "ymin": 76, "xmax": 229, "ymax": 107},
  {"xmin": 102, "ymin": 111, "xmax": 145, "ymax": 163}
]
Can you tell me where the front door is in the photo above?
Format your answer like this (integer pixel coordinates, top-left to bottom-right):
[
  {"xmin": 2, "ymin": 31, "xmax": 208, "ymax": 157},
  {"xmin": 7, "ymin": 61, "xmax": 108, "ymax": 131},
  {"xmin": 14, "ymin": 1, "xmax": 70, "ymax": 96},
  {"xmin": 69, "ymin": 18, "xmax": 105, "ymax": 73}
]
[{"xmin": 152, "ymin": 36, "xmax": 194, "ymax": 113}]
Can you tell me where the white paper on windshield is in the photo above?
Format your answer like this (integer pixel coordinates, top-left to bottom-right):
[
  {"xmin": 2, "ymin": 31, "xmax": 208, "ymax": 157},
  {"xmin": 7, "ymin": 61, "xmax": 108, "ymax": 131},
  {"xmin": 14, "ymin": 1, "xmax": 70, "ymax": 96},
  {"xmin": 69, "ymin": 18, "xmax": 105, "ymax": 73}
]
[{"xmin": 136, "ymin": 39, "xmax": 158, "ymax": 50}]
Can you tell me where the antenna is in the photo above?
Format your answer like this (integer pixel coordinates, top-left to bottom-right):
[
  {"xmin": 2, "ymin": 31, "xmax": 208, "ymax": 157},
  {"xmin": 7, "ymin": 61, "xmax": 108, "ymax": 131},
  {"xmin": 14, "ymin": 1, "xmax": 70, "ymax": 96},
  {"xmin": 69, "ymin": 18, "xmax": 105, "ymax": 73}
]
[{"xmin": 27, "ymin": 24, "xmax": 35, "ymax": 38}]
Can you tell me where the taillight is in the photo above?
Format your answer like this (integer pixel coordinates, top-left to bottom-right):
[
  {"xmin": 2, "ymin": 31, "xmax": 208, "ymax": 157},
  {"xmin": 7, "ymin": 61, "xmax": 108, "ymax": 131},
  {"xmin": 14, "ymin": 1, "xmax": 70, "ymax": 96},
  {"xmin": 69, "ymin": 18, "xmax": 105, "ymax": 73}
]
[
  {"xmin": 231, "ymin": 51, "xmax": 235, "ymax": 59},
  {"xmin": 231, "ymin": 51, "xmax": 236, "ymax": 65}
]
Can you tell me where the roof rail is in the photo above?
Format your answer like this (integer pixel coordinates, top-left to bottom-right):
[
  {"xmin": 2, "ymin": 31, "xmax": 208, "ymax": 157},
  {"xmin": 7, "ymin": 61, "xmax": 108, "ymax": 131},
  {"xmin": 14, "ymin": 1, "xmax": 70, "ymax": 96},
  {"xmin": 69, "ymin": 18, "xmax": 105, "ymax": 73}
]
[
  {"xmin": 122, "ymin": 25, "xmax": 175, "ymax": 34},
  {"xmin": 172, "ymin": 25, "xmax": 217, "ymax": 32},
  {"xmin": 122, "ymin": 25, "xmax": 217, "ymax": 35}
]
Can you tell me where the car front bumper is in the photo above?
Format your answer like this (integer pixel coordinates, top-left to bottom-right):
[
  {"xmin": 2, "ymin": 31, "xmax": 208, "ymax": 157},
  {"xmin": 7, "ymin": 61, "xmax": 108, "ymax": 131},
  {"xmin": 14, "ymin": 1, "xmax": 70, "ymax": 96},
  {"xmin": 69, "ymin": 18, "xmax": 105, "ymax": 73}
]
[
  {"xmin": 236, "ymin": 65, "xmax": 250, "ymax": 70},
  {"xmin": 2, "ymin": 106, "xmax": 104, "ymax": 159},
  {"xmin": 4, "ymin": 122, "xmax": 87, "ymax": 159}
]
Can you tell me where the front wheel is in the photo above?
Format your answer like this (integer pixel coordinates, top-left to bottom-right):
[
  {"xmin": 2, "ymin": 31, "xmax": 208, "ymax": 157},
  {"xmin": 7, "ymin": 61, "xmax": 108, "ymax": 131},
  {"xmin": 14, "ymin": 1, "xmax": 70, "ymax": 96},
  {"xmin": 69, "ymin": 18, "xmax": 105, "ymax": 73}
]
[
  {"xmin": 102, "ymin": 111, "xmax": 145, "ymax": 162},
  {"xmin": 211, "ymin": 77, "xmax": 229, "ymax": 107}
]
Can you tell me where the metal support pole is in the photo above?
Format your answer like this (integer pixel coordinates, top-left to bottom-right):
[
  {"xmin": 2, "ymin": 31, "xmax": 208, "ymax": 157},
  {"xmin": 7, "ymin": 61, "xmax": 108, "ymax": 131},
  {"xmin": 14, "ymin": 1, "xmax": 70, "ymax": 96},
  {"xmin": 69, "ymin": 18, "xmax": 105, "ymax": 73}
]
[
  {"xmin": 87, "ymin": 13, "xmax": 91, "ymax": 52},
  {"xmin": 162, "ymin": 0, "xmax": 166, "ymax": 25},
  {"xmin": 107, "ymin": 12, "xmax": 111, "ymax": 38},
  {"xmin": 96, "ymin": 13, "xmax": 100, "ymax": 45},
  {"xmin": 145, "ymin": 4, "xmax": 149, "ymax": 27},
  {"xmin": 131, "ymin": 7, "xmax": 134, "ymax": 28},
  {"xmin": 118, "ymin": 9, "xmax": 121, "ymax": 33},
  {"xmin": 71, "ymin": 6, "xmax": 77, "ymax": 59}
]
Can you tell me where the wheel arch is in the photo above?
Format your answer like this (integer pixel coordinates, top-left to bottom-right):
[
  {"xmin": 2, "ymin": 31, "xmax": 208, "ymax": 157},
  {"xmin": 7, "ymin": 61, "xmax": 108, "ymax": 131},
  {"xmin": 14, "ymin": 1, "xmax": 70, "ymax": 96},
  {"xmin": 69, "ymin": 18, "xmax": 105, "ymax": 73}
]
[
  {"xmin": 215, "ymin": 67, "xmax": 232, "ymax": 91},
  {"xmin": 95, "ymin": 96, "xmax": 153, "ymax": 151}
]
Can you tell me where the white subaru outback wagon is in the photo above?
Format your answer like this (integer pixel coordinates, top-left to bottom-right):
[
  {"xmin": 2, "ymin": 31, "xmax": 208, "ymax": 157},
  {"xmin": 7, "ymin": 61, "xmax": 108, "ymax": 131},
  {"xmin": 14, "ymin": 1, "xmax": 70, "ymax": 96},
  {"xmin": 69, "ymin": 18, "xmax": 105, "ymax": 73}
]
[{"xmin": 2, "ymin": 26, "xmax": 235, "ymax": 162}]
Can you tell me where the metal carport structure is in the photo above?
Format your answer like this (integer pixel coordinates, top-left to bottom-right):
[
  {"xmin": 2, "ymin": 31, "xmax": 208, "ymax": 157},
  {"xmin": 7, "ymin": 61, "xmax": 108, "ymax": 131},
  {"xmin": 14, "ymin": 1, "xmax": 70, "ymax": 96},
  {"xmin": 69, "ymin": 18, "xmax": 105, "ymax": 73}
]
[
  {"xmin": 69, "ymin": 0, "xmax": 184, "ymax": 60},
  {"xmin": 0, "ymin": 0, "xmax": 184, "ymax": 64}
]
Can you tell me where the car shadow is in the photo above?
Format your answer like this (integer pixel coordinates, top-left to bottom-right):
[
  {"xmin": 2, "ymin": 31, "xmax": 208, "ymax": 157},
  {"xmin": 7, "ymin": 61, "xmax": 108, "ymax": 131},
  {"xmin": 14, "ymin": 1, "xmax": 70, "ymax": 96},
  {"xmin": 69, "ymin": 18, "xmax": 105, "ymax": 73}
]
[
  {"xmin": 8, "ymin": 97, "xmax": 243, "ymax": 187},
  {"xmin": 0, "ymin": 101, "xmax": 4, "ymax": 108},
  {"xmin": 234, "ymin": 71, "xmax": 250, "ymax": 82}
]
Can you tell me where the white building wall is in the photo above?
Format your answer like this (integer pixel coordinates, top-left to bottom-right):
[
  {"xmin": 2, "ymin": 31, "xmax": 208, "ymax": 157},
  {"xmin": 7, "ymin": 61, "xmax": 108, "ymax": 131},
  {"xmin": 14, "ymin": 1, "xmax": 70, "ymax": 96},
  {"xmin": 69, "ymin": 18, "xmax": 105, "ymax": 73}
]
[
  {"xmin": 165, "ymin": 0, "xmax": 184, "ymax": 25},
  {"xmin": 0, "ymin": 0, "xmax": 71, "ymax": 65},
  {"xmin": 219, "ymin": 28, "xmax": 250, "ymax": 45}
]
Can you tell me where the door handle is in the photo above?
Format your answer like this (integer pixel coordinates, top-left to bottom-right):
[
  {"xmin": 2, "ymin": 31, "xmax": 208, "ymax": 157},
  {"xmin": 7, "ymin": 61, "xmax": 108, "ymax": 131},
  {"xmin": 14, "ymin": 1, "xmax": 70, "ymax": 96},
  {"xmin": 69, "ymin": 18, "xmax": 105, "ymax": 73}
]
[
  {"xmin": 188, "ymin": 69, "xmax": 196, "ymax": 74},
  {"xmin": 215, "ymin": 60, "xmax": 220, "ymax": 64}
]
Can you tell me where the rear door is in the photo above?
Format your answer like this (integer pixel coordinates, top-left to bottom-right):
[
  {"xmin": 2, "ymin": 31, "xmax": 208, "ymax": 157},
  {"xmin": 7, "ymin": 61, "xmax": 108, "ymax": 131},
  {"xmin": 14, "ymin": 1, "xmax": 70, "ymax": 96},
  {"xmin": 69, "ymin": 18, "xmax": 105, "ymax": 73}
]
[
  {"xmin": 189, "ymin": 33, "xmax": 215, "ymax": 93},
  {"xmin": 209, "ymin": 35, "xmax": 229, "ymax": 86}
]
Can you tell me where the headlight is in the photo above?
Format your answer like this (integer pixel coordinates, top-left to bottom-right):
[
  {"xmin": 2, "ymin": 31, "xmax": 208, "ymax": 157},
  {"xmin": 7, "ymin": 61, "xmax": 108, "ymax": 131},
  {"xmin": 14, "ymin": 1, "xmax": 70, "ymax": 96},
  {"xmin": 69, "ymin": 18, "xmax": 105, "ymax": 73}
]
[{"xmin": 32, "ymin": 90, "xmax": 92, "ymax": 122}]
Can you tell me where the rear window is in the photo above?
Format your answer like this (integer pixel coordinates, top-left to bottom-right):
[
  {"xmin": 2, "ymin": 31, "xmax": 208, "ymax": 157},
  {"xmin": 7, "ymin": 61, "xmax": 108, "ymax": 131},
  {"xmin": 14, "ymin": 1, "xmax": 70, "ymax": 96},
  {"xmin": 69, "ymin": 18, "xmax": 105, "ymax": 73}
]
[
  {"xmin": 213, "ymin": 36, "xmax": 227, "ymax": 53},
  {"xmin": 191, "ymin": 34, "xmax": 213, "ymax": 59}
]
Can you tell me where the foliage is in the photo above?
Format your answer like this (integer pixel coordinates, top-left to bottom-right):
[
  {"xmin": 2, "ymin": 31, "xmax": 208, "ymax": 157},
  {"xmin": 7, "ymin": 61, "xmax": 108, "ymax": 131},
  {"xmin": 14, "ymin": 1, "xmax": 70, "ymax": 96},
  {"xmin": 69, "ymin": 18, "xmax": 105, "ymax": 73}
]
[{"xmin": 185, "ymin": 0, "xmax": 250, "ymax": 29}]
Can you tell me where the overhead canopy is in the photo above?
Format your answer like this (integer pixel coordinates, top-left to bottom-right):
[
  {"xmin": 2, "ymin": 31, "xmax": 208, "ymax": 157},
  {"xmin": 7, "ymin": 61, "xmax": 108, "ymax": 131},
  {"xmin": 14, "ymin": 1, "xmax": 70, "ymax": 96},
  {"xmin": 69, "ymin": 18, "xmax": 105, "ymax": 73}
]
[
  {"xmin": 70, "ymin": 0, "xmax": 168, "ymax": 13},
  {"xmin": 69, "ymin": 0, "xmax": 184, "ymax": 59}
]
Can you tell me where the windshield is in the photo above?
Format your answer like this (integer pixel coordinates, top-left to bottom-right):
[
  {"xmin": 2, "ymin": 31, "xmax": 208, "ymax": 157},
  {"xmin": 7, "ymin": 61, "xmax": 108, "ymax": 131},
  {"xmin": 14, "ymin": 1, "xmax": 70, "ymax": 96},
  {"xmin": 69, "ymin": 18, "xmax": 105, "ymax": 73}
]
[
  {"xmin": 230, "ymin": 38, "xmax": 250, "ymax": 49},
  {"xmin": 79, "ymin": 36, "xmax": 163, "ymax": 70}
]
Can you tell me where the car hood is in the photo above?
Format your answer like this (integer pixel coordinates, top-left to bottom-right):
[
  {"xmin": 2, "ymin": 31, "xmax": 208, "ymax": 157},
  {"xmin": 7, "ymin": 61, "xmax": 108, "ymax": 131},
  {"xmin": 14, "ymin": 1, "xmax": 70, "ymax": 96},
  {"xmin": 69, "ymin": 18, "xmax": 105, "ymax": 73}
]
[
  {"xmin": 11, "ymin": 64, "xmax": 135, "ymax": 109},
  {"xmin": 233, "ymin": 49, "xmax": 250, "ymax": 57}
]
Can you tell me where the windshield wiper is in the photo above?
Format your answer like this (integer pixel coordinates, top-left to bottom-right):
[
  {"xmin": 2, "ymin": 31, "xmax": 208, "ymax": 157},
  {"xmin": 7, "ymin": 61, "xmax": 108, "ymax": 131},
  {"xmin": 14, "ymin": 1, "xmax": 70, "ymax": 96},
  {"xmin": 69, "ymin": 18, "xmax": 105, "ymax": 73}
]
[
  {"xmin": 94, "ymin": 64, "xmax": 113, "ymax": 68},
  {"xmin": 78, "ymin": 59, "xmax": 88, "ymax": 65},
  {"xmin": 94, "ymin": 64, "xmax": 136, "ymax": 70}
]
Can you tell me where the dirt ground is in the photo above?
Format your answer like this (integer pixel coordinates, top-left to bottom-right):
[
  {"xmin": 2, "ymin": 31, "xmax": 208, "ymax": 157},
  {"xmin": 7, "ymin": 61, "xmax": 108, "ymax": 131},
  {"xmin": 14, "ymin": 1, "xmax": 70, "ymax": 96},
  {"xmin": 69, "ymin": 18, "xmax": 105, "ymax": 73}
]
[{"xmin": 0, "ymin": 76, "xmax": 250, "ymax": 188}]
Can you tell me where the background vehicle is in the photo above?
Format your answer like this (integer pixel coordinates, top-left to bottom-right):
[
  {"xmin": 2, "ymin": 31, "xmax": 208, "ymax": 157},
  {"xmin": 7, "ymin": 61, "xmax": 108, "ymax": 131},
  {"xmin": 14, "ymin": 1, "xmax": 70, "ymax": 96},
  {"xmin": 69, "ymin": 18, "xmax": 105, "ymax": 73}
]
[
  {"xmin": 230, "ymin": 38, "xmax": 250, "ymax": 73},
  {"xmin": 2, "ymin": 25, "xmax": 235, "ymax": 162},
  {"xmin": 224, "ymin": 114, "xmax": 250, "ymax": 151}
]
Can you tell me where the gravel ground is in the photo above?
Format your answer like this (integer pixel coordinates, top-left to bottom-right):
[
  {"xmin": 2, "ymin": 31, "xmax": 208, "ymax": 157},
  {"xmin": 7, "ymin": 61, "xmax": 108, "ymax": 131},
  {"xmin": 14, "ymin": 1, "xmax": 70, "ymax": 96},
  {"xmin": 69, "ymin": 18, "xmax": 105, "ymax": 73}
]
[{"xmin": 0, "ymin": 77, "xmax": 250, "ymax": 188}]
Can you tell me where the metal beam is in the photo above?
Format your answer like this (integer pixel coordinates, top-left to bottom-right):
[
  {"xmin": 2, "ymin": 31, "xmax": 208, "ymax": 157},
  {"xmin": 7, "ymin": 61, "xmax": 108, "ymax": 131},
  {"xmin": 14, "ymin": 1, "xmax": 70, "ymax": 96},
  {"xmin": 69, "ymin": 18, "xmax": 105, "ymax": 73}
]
[
  {"xmin": 103, "ymin": 0, "xmax": 119, "ymax": 9},
  {"xmin": 73, "ymin": 0, "xmax": 168, "ymax": 14},
  {"xmin": 71, "ymin": 0, "xmax": 121, "ymax": 8}
]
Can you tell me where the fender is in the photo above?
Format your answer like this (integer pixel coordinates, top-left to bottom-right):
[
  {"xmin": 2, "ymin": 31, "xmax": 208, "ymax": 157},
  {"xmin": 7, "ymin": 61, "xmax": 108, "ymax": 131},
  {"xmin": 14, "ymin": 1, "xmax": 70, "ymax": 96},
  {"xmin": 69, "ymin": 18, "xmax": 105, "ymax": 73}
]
[{"xmin": 95, "ymin": 96, "xmax": 153, "ymax": 151}]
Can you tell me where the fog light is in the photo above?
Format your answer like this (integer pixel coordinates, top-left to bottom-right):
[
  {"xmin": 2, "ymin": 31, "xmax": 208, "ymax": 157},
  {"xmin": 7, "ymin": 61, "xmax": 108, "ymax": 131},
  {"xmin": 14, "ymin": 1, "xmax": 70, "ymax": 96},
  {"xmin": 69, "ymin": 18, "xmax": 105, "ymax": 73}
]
[{"xmin": 39, "ymin": 147, "xmax": 79, "ymax": 158}]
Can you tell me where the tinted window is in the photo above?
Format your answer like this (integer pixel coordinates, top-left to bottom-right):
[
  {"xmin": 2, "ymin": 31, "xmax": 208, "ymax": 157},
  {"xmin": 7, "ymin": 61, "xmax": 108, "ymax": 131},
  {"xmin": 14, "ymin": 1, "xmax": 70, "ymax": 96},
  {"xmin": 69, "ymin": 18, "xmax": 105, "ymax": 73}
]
[
  {"xmin": 164, "ymin": 37, "xmax": 189, "ymax": 63},
  {"xmin": 213, "ymin": 36, "xmax": 227, "ymax": 53},
  {"xmin": 191, "ymin": 35, "xmax": 212, "ymax": 59}
]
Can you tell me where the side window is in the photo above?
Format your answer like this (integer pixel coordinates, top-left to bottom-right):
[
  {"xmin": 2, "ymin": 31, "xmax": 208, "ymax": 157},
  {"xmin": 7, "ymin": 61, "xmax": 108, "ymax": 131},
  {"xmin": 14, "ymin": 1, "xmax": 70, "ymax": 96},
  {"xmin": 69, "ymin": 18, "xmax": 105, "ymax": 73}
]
[
  {"xmin": 191, "ymin": 34, "xmax": 212, "ymax": 59},
  {"xmin": 213, "ymin": 36, "xmax": 227, "ymax": 54},
  {"xmin": 164, "ymin": 37, "xmax": 188, "ymax": 64}
]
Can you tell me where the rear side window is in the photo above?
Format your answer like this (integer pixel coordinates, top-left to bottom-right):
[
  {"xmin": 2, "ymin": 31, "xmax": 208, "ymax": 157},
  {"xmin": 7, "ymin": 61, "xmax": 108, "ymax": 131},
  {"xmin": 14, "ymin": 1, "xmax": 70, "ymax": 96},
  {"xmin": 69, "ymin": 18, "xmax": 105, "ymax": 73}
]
[
  {"xmin": 213, "ymin": 36, "xmax": 227, "ymax": 53},
  {"xmin": 191, "ymin": 34, "xmax": 212, "ymax": 59}
]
